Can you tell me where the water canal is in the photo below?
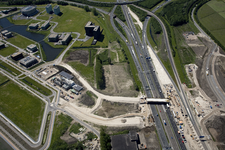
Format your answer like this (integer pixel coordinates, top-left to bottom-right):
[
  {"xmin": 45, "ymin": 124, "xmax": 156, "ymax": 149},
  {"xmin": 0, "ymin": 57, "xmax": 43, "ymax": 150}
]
[{"xmin": 0, "ymin": 17, "xmax": 63, "ymax": 61}]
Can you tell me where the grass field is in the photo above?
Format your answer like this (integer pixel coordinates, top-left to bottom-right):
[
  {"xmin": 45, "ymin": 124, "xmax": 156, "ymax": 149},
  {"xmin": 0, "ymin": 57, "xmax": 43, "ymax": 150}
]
[
  {"xmin": 7, "ymin": 33, "xmax": 35, "ymax": 49},
  {"xmin": 0, "ymin": 61, "xmax": 21, "ymax": 76},
  {"xmin": 0, "ymin": 45, "xmax": 17, "ymax": 57},
  {"xmin": 20, "ymin": 77, "xmax": 52, "ymax": 96},
  {"xmin": 7, "ymin": 16, "xmax": 31, "ymax": 25},
  {"xmin": 0, "ymin": 73, "xmax": 45, "ymax": 141},
  {"xmin": 69, "ymin": 122, "xmax": 83, "ymax": 134},
  {"xmin": 198, "ymin": 0, "xmax": 225, "ymax": 49},
  {"xmin": 68, "ymin": 61, "xmax": 94, "ymax": 85}
]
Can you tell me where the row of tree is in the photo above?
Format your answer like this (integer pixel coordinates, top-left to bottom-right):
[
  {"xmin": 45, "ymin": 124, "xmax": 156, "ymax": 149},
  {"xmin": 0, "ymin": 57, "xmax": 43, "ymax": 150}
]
[
  {"xmin": 150, "ymin": 17, "xmax": 162, "ymax": 34},
  {"xmin": 114, "ymin": 6, "xmax": 126, "ymax": 22},
  {"xmin": 134, "ymin": 0, "xmax": 163, "ymax": 10},
  {"xmin": 7, "ymin": 0, "xmax": 51, "ymax": 5},
  {"xmin": 159, "ymin": 0, "xmax": 198, "ymax": 26},
  {"xmin": 129, "ymin": 5, "xmax": 147, "ymax": 22},
  {"xmin": 96, "ymin": 55, "xmax": 105, "ymax": 90},
  {"xmin": 100, "ymin": 128, "xmax": 111, "ymax": 150},
  {"xmin": 69, "ymin": 0, "xmax": 113, "ymax": 7}
]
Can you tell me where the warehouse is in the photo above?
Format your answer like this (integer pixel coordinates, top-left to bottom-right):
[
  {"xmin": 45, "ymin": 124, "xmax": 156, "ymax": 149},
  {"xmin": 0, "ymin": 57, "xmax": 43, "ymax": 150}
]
[
  {"xmin": 29, "ymin": 23, "xmax": 39, "ymax": 30},
  {"xmin": 48, "ymin": 33, "xmax": 59, "ymax": 42},
  {"xmin": 0, "ymin": 42, "xmax": 5, "ymax": 49},
  {"xmin": 11, "ymin": 52, "xmax": 24, "ymax": 61},
  {"xmin": 46, "ymin": 4, "xmax": 52, "ymax": 14},
  {"xmin": 62, "ymin": 33, "xmax": 72, "ymax": 45},
  {"xmin": 59, "ymin": 71, "xmax": 73, "ymax": 80},
  {"xmin": 41, "ymin": 21, "xmax": 50, "ymax": 30},
  {"xmin": 27, "ymin": 44, "xmax": 37, "ymax": 52},
  {"xmin": 20, "ymin": 56, "xmax": 38, "ymax": 68},
  {"xmin": 53, "ymin": 5, "xmax": 60, "ymax": 15},
  {"xmin": 21, "ymin": 5, "xmax": 38, "ymax": 16}
]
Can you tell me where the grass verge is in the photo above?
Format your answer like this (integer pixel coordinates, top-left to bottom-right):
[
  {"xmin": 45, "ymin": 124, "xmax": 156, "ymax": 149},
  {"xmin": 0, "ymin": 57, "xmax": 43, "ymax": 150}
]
[{"xmin": 20, "ymin": 77, "xmax": 52, "ymax": 96}]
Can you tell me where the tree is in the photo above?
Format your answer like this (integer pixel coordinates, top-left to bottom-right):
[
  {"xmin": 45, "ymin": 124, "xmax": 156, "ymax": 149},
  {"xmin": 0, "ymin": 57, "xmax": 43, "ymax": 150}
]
[
  {"xmin": 92, "ymin": 8, "xmax": 98, "ymax": 16},
  {"xmin": 84, "ymin": 5, "xmax": 90, "ymax": 12}
]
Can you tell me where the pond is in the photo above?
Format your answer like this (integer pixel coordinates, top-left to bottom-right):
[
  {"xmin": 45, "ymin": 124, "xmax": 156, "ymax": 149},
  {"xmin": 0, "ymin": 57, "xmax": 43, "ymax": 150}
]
[{"xmin": 0, "ymin": 17, "xmax": 63, "ymax": 61}]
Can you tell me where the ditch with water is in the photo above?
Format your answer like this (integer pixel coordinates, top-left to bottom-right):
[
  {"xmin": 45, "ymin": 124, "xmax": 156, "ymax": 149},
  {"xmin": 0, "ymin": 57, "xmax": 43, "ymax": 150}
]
[{"xmin": 0, "ymin": 17, "xmax": 63, "ymax": 61}]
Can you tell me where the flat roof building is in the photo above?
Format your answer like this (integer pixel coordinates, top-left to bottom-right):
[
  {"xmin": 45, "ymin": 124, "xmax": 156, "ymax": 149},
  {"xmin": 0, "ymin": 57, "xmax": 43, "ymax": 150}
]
[
  {"xmin": 29, "ymin": 23, "xmax": 39, "ymax": 29},
  {"xmin": 85, "ymin": 21, "xmax": 101, "ymax": 41},
  {"xmin": 62, "ymin": 33, "xmax": 72, "ymax": 45},
  {"xmin": 72, "ymin": 84, "xmax": 83, "ymax": 92},
  {"xmin": 0, "ymin": 41, "xmax": 5, "ymax": 49},
  {"xmin": 27, "ymin": 44, "xmax": 37, "ymax": 52},
  {"xmin": 41, "ymin": 21, "xmax": 50, "ymax": 30},
  {"xmin": 20, "ymin": 56, "xmax": 38, "ymax": 68},
  {"xmin": 48, "ymin": 33, "xmax": 59, "ymax": 42},
  {"xmin": 46, "ymin": 4, "xmax": 52, "ymax": 14},
  {"xmin": 1, "ymin": 30, "xmax": 8, "ymax": 36},
  {"xmin": 5, "ymin": 32, "xmax": 12, "ymax": 38},
  {"xmin": 11, "ymin": 52, "xmax": 24, "ymax": 61},
  {"xmin": 53, "ymin": 5, "xmax": 60, "ymax": 15},
  {"xmin": 59, "ymin": 71, "xmax": 73, "ymax": 80}
]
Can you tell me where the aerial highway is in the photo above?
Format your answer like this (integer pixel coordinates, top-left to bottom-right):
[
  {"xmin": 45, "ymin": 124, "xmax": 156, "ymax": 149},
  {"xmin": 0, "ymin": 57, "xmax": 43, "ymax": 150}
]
[
  {"xmin": 112, "ymin": 2, "xmax": 183, "ymax": 149},
  {"xmin": 134, "ymin": 4, "xmax": 210, "ymax": 150}
]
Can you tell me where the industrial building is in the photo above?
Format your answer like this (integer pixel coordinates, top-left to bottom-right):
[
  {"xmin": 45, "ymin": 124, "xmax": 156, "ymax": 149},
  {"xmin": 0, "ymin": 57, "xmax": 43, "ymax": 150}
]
[
  {"xmin": 111, "ymin": 131, "xmax": 139, "ymax": 150},
  {"xmin": 62, "ymin": 33, "xmax": 72, "ymax": 45},
  {"xmin": 21, "ymin": 5, "xmax": 38, "ymax": 16},
  {"xmin": 53, "ymin": 78, "xmax": 62, "ymax": 87},
  {"xmin": 11, "ymin": 52, "xmax": 24, "ymax": 61},
  {"xmin": 85, "ymin": 21, "xmax": 101, "ymax": 40},
  {"xmin": 59, "ymin": 71, "xmax": 73, "ymax": 80},
  {"xmin": 29, "ymin": 23, "xmax": 39, "ymax": 30},
  {"xmin": 53, "ymin": 5, "xmax": 60, "ymax": 15},
  {"xmin": 72, "ymin": 84, "xmax": 83, "ymax": 92},
  {"xmin": 0, "ymin": 42, "xmax": 5, "ymax": 49},
  {"xmin": 41, "ymin": 21, "xmax": 50, "ymax": 30},
  {"xmin": 20, "ymin": 56, "xmax": 38, "ymax": 68},
  {"xmin": 27, "ymin": 44, "xmax": 37, "ymax": 52},
  {"xmin": 46, "ymin": 4, "xmax": 52, "ymax": 14},
  {"xmin": 48, "ymin": 33, "xmax": 59, "ymax": 42}
]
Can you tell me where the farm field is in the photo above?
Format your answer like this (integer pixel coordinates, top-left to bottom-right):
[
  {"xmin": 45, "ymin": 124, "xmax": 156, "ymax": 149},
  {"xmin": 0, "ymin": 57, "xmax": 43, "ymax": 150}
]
[
  {"xmin": 0, "ymin": 73, "xmax": 45, "ymax": 141},
  {"xmin": 198, "ymin": 0, "xmax": 225, "ymax": 49}
]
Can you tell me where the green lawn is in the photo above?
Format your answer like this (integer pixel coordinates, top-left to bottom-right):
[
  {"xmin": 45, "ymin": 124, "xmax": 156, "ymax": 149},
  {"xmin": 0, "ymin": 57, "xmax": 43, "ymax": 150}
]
[
  {"xmin": 118, "ymin": 50, "xmax": 126, "ymax": 62},
  {"xmin": 20, "ymin": 77, "xmax": 52, "ymax": 96},
  {"xmin": 68, "ymin": 61, "xmax": 94, "ymax": 85},
  {"xmin": 198, "ymin": 0, "xmax": 225, "ymax": 49},
  {"xmin": 0, "ymin": 45, "xmax": 17, "ymax": 57},
  {"xmin": 7, "ymin": 33, "xmax": 35, "ymax": 49},
  {"xmin": 0, "ymin": 73, "xmax": 45, "ymax": 141},
  {"xmin": 0, "ymin": 73, "xmax": 8, "ymax": 84},
  {"xmin": 0, "ymin": 61, "xmax": 21, "ymax": 76}
]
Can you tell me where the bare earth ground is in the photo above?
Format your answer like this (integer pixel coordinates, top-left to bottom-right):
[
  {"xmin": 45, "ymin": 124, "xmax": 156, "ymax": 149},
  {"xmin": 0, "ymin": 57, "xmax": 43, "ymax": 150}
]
[
  {"xmin": 205, "ymin": 115, "xmax": 225, "ymax": 149},
  {"xmin": 64, "ymin": 49, "xmax": 89, "ymax": 65},
  {"xmin": 78, "ymin": 92, "xmax": 95, "ymax": 107},
  {"xmin": 139, "ymin": 126, "xmax": 160, "ymax": 150},
  {"xmin": 215, "ymin": 53, "xmax": 225, "ymax": 93},
  {"xmin": 95, "ymin": 99, "xmax": 139, "ymax": 118},
  {"xmin": 185, "ymin": 33, "xmax": 207, "ymax": 58},
  {"xmin": 100, "ymin": 63, "xmax": 139, "ymax": 97},
  {"xmin": 195, "ymin": 36, "xmax": 217, "ymax": 101}
]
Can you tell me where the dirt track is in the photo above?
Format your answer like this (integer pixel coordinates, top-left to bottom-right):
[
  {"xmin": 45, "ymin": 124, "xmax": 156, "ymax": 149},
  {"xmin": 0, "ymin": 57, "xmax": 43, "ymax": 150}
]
[{"xmin": 196, "ymin": 37, "xmax": 217, "ymax": 101}]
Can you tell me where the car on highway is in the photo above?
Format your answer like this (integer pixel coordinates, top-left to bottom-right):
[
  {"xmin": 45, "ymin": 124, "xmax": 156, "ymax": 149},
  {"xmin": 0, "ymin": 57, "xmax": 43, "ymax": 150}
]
[
  {"xmin": 163, "ymin": 119, "xmax": 167, "ymax": 125},
  {"xmin": 126, "ymin": 40, "xmax": 128, "ymax": 43},
  {"xmin": 135, "ymin": 41, "xmax": 138, "ymax": 45}
]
